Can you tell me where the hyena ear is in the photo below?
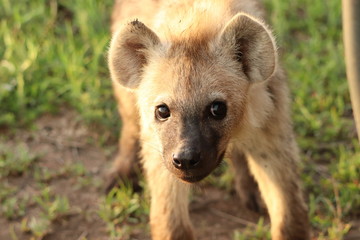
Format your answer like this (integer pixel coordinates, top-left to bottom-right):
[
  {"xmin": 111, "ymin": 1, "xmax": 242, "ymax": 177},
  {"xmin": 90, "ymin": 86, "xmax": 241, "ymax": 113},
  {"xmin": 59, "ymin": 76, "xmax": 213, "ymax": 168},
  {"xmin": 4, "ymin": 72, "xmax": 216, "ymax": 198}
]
[
  {"xmin": 109, "ymin": 20, "xmax": 160, "ymax": 89},
  {"xmin": 220, "ymin": 13, "xmax": 277, "ymax": 82}
]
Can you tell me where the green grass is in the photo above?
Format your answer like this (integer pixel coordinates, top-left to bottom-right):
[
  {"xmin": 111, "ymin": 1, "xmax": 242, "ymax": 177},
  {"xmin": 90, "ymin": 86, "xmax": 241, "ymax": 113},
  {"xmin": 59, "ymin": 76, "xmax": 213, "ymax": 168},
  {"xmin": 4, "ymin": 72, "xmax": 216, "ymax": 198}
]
[
  {"xmin": 98, "ymin": 185, "xmax": 149, "ymax": 239},
  {"xmin": 21, "ymin": 187, "xmax": 71, "ymax": 240},
  {"xmin": 0, "ymin": 142, "xmax": 37, "ymax": 177},
  {"xmin": 233, "ymin": 218, "xmax": 270, "ymax": 240},
  {"xmin": 0, "ymin": 0, "xmax": 117, "ymax": 129},
  {"xmin": 1, "ymin": 0, "xmax": 360, "ymax": 239}
]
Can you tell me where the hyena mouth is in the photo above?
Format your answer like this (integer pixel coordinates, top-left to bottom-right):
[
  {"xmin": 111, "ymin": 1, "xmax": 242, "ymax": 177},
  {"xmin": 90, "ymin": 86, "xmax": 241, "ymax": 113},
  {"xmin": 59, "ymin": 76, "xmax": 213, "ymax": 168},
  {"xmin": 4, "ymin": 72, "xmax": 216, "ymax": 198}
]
[
  {"xmin": 181, "ymin": 173, "xmax": 209, "ymax": 183},
  {"xmin": 179, "ymin": 152, "xmax": 226, "ymax": 183}
]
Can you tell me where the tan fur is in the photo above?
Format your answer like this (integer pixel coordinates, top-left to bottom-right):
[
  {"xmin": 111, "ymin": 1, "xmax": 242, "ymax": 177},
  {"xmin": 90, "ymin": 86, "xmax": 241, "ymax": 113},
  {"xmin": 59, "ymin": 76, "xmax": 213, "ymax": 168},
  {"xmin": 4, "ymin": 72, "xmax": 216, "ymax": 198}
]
[{"xmin": 108, "ymin": 1, "xmax": 310, "ymax": 239}]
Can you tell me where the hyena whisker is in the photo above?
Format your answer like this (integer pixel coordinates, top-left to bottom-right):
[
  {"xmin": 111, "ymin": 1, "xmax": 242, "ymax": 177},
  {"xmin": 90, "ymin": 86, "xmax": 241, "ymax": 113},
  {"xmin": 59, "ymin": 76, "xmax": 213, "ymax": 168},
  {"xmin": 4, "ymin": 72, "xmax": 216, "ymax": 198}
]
[{"xmin": 141, "ymin": 141, "xmax": 163, "ymax": 155}]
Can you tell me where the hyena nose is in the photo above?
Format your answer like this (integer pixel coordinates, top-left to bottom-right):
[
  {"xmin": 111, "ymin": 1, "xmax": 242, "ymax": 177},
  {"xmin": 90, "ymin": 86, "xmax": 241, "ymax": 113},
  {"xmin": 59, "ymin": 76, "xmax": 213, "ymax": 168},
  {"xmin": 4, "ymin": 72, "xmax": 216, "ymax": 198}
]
[{"xmin": 172, "ymin": 151, "xmax": 201, "ymax": 170}]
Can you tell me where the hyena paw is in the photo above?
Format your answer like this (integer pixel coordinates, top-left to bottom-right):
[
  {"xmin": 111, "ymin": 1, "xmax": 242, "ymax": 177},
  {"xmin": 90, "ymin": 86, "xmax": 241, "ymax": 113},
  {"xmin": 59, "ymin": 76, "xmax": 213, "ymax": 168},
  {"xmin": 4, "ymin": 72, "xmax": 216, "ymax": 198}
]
[
  {"xmin": 236, "ymin": 187, "xmax": 267, "ymax": 214},
  {"xmin": 104, "ymin": 168, "xmax": 141, "ymax": 194},
  {"xmin": 244, "ymin": 191, "xmax": 266, "ymax": 214},
  {"xmin": 152, "ymin": 225, "xmax": 195, "ymax": 240}
]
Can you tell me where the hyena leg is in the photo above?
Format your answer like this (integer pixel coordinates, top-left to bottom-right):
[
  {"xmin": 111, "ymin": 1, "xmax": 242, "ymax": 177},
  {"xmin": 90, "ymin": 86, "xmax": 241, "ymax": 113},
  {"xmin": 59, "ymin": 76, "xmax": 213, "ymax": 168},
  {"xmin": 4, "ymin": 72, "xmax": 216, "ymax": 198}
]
[
  {"xmin": 106, "ymin": 88, "xmax": 141, "ymax": 192},
  {"xmin": 143, "ymin": 146, "xmax": 195, "ymax": 240},
  {"xmin": 246, "ymin": 140, "xmax": 310, "ymax": 240},
  {"xmin": 230, "ymin": 149, "xmax": 265, "ymax": 213}
]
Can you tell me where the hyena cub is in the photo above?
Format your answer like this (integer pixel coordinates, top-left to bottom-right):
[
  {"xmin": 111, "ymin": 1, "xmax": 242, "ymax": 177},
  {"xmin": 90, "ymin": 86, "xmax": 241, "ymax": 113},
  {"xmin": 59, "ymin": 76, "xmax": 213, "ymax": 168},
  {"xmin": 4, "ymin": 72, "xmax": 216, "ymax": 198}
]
[{"xmin": 108, "ymin": 0, "xmax": 310, "ymax": 239}]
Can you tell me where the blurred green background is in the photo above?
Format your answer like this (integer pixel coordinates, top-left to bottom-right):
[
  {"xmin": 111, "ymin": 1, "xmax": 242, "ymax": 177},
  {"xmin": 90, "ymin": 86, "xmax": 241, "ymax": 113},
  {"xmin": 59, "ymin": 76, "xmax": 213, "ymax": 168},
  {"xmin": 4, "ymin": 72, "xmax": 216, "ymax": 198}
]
[{"xmin": 0, "ymin": 0, "xmax": 116, "ymax": 128}]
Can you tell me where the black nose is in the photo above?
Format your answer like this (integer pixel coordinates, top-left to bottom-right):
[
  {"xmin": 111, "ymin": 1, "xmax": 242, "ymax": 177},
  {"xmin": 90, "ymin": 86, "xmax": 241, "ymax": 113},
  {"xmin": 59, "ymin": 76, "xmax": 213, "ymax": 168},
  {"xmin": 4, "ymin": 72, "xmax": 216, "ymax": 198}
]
[{"xmin": 172, "ymin": 151, "xmax": 201, "ymax": 170}]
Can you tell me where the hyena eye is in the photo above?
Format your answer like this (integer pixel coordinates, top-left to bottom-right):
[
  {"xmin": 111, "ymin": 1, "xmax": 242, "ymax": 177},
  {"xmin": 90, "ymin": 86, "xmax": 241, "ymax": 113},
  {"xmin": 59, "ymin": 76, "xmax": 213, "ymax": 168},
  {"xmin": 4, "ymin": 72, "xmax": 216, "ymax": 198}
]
[
  {"xmin": 155, "ymin": 104, "xmax": 171, "ymax": 121},
  {"xmin": 209, "ymin": 101, "xmax": 227, "ymax": 120}
]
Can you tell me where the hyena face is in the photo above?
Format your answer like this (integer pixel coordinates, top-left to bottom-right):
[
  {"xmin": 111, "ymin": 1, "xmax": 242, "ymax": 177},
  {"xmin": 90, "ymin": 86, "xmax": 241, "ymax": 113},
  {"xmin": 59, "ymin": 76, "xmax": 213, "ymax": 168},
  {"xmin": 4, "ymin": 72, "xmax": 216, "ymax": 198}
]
[
  {"xmin": 109, "ymin": 14, "xmax": 276, "ymax": 182},
  {"xmin": 137, "ymin": 50, "xmax": 249, "ymax": 182}
]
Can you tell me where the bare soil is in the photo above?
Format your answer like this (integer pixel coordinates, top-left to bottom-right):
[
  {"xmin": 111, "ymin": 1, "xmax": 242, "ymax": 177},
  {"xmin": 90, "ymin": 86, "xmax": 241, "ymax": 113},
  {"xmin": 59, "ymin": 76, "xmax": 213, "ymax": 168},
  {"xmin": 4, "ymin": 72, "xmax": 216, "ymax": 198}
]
[
  {"xmin": 1, "ymin": 110, "xmax": 109, "ymax": 240},
  {"xmin": 0, "ymin": 109, "xmax": 359, "ymax": 240}
]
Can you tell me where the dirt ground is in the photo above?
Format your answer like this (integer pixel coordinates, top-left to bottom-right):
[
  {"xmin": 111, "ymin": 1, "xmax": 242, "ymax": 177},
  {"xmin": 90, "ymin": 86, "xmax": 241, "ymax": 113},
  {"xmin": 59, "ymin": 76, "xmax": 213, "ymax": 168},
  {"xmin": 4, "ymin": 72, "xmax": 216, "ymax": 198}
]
[{"xmin": 1, "ymin": 110, "xmax": 359, "ymax": 240}]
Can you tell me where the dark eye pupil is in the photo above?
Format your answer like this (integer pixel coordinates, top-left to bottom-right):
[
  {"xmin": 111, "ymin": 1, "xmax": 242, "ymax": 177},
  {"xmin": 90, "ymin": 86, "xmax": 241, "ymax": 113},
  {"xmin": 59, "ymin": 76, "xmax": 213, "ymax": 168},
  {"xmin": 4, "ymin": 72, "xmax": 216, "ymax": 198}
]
[
  {"xmin": 210, "ymin": 102, "xmax": 227, "ymax": 120},
  {"xmin": 156, "ymin": 105, "xmax": 170, "ymax": 120}
]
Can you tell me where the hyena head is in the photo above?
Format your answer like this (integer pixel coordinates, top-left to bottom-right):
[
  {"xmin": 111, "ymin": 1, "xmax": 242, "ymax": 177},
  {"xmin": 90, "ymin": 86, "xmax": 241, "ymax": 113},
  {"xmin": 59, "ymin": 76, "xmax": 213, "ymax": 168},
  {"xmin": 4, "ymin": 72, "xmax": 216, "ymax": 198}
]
[{"xmin": 109, "ymin": 13, "xmax": 277, "ymax": 183}]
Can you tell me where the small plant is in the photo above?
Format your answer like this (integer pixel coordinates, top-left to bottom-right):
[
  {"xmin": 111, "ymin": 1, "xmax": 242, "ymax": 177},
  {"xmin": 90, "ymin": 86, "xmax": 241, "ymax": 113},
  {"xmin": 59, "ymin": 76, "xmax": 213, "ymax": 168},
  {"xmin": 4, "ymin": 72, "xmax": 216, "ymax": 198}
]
[
  {"xmin": 98, "ymin": 183, "xmax": 149, "ymax": 238},
  {"xmin": 33, "ymin": 162, "xmax": 87, "ymax": 183},
  {"xmin": 233, "ymin": 218, "xmax": 270, "ymax": 240},
  {"xmin": 68, "ymin": 162, "xmax": 87, "ymax": 176},
  {"xmin": 1, "ymin": 196, "xmax": 28, "ymax": 220},
  {"xmin": 0, "ymin": 181, "xmax": 16, "ymax": 202},
  {"xmin": 34, "ymin": 187, "xmax": 70, "ymax": 221},
  {"xmin": 21, "ymin": 217, "xmax": 52, "ymax": 240},
  {"xmin": 19, "ymin": 187, "xmax": 71, "ymax": 239},
  {"xmin": 0, "ymin": 142, "xmax": 37, "ymax": 177},
  {"xmin": 316, "ymin": 221, "xmax": 351, "ymax": 240}
]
